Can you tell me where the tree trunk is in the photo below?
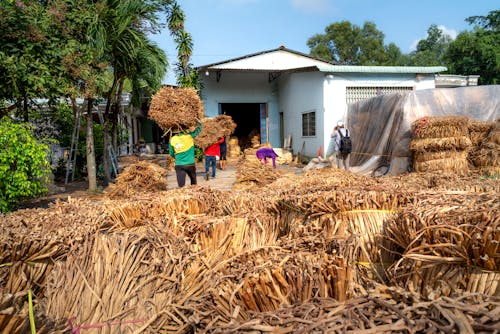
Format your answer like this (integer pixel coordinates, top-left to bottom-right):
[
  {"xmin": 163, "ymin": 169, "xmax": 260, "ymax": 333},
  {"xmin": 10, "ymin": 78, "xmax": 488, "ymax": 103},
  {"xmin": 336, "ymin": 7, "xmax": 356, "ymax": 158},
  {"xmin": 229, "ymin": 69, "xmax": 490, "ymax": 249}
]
[{"xmin": 86, "ymin": 98, "xmax": 97, "ymax": 192}]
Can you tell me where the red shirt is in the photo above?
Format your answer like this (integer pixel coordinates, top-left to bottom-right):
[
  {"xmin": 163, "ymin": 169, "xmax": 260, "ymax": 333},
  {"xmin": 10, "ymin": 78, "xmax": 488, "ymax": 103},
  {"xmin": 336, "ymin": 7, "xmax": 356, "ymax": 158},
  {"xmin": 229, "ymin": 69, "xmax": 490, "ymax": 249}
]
[{"xmin": 204, "ymin": 138, "xmax": 224, "ymax": 156}]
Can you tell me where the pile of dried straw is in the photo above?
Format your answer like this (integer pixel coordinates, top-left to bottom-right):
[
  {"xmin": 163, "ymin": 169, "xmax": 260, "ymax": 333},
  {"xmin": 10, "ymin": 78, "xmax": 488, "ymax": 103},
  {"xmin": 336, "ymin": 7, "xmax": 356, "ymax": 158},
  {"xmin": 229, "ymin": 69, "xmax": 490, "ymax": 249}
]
[
  {"xmin": 148, "ymin": 86, "xmax": 203, "ymax": 132},
  {"xmin": 105, "ymin": 161, "xmax": 168, "ymax": 198}
]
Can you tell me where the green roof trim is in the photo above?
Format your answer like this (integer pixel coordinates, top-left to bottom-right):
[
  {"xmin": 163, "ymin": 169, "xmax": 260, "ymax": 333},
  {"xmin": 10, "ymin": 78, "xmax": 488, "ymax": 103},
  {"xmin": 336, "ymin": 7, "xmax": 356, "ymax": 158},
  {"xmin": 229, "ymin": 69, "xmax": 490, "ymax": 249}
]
[{"xmin": 317, "ymin": 65, "xmax": 447, "ymax": 74}]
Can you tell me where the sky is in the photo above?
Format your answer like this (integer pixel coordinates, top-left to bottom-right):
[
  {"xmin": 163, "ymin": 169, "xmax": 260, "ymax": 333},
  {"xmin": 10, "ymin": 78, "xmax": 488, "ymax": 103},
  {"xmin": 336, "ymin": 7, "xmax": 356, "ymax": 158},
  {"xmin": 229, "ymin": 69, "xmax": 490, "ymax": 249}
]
[{"xmin": 150, "ymin": 0, "xmax": 498, "ymax": 85}]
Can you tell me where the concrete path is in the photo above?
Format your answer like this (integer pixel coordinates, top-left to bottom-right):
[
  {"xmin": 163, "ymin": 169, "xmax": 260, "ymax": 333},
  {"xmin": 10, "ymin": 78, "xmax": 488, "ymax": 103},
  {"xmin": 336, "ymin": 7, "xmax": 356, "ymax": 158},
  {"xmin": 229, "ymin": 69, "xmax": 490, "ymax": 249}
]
[{"xmin": 166, "ymin": 159, "xmax": 239, "ymax": 191}]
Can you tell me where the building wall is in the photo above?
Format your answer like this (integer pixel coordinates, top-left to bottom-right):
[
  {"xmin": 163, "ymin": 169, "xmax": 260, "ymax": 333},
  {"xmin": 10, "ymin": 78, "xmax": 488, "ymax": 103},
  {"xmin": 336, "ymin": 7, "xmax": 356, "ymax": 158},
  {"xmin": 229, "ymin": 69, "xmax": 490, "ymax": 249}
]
[
  {"xmin": 201, "ymin": 70, "xmax": 436, "ymax": 159},
  {"xmin": 279, "ymin": 71, "xmax": 325, "ymax": 157},
  {"xmin": 200, "ymin": 71, "xmax": 281, "ymax": 147}
]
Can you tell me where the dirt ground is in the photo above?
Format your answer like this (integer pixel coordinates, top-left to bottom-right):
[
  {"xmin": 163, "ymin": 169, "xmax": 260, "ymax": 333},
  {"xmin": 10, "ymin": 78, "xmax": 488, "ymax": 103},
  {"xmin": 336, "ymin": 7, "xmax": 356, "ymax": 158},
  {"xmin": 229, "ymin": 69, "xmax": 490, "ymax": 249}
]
[{"xmin": 16, "ymin": 157, "xmax": 303, "ymax": 210}]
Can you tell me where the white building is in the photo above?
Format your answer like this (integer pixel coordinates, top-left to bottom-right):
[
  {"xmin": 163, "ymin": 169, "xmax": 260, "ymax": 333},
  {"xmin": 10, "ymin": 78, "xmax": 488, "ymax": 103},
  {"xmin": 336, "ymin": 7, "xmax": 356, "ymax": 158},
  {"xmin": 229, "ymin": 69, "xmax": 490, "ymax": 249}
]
[{"xmin": 198, "ymin": 46, "xmax": 446, "ymax": 158}]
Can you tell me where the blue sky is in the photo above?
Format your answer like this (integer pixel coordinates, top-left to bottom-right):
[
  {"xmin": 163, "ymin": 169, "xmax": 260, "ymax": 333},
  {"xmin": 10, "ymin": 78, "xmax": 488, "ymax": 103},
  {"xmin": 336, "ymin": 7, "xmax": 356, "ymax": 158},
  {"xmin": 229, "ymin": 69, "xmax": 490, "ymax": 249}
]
[{"xmin": 150, "ymin": 0, "xmax": 498, "ymax": 85}]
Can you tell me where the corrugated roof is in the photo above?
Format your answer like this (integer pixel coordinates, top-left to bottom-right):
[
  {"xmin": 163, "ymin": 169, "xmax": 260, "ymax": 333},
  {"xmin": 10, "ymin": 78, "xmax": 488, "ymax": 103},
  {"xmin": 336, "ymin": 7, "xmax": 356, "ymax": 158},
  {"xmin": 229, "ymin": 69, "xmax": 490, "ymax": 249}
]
[{"xmin": 317, "ymin": 64, "xmax": 447, "ymax": 74}]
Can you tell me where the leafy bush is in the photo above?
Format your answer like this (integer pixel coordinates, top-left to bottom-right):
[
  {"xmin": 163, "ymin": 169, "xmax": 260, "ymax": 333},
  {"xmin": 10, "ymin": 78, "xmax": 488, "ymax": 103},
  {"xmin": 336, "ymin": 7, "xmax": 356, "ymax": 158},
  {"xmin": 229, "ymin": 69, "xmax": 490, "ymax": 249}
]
[{"xmin": 0, "ymin": 117, "xmax": 51, "ymax": 212}]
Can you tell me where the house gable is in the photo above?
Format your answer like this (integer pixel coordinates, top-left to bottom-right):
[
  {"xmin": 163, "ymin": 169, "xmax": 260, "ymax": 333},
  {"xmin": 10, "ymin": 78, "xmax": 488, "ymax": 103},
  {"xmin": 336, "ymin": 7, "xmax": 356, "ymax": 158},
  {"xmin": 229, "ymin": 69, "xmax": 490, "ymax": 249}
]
[{"xmin": 199, "ymin": 46, "xmax": 332, "ymax": 71}]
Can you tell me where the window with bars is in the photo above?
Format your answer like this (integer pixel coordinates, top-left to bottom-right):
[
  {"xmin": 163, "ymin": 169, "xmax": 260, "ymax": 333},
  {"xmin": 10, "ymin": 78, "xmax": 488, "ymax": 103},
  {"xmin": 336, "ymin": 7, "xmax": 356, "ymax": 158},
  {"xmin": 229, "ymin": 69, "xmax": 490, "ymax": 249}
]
[
  {"xmin": 302, "ymin": 111, "xmax": 316, "ymax": 137},
  {"xmin": 346, "ymin": 86, "xmax": 413, "ymax": 104}
]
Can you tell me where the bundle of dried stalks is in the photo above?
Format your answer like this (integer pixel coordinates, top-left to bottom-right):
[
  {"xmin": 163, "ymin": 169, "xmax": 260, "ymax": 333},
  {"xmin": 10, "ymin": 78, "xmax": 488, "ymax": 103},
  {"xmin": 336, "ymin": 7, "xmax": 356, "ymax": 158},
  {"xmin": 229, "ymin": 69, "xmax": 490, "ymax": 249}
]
[
  {"xmin": 227, "ymin": 137, "xmax": 242, "ymax": 158},
  {"xmin": 194, "ymin": 117, "xmax": 223, "ymax": 150},
  {"xmin": 414, "ymin": 156, "xmax": 470, "ymax": 174},
  {"xmin": 105, "ymin": 160, "xmax": 168, "ymax": 198},
  {"xmin": 215, "ymin": 114, "xmax": 237, "ymax": 136},
  {"xmin": 184, "ymin": 212, "xmax": 280, "ymax": 259},
  {"xmin": 411, "ymin": 116, "xmax": 470, "ymax": 139},
  {"xmin": 469, "ymin": 147, "xmax": 499, "ymax": 167},
  {"xmin": 380, "ymin": 171, "xmax": 500, "ymax": 193},
  {"xmin": 0, "ymin": 291, "xmax": 62, "ymax": 334},
  {"xmin": 42, "ymin": 230, "xmax": 193, "ymax": 333},
  {"xmin": 0, "ymin": 198, "xmax": 109, "ymax": 297},
  {"xmin": 148, "ymin": 86, "xmax": 203, "ymax": 131},
  {"xmin": 468, "ymin": 120, "xmax": 495, "ymax": 146},
  {"xmin": 409, "ymin": 136, "xmax": 472, "ymax": 152},
  {"xmin": 235, "ymin": 156, "xmax": 282, "ymax": 188},
  {"xmin": 468, "ymin": 120, "xmax": 500, "ymax": 173},
  {"xmin": 196, "ymin": 284, "xmax": 500, "ymax": 333},
  {"xmin": 385, "ymin": 192, "xmax": 499, "ymax": 297}
]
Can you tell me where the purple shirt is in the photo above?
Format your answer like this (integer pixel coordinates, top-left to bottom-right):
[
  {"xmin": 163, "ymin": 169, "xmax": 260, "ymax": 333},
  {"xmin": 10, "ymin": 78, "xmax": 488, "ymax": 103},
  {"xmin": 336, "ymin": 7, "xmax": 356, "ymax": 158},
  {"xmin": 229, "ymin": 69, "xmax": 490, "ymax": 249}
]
[{"xmin": 256, "ymin": 147, "xmax": 278, "ymax": 160}]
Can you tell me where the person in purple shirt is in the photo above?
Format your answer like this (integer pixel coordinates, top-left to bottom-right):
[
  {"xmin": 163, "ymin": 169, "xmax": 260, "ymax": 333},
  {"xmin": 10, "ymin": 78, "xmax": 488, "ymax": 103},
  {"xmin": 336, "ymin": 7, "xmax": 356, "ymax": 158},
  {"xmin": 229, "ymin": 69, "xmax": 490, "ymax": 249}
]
[{"xmin": 256, "ymin": 147, "xmax": 279, "ymax": 168}]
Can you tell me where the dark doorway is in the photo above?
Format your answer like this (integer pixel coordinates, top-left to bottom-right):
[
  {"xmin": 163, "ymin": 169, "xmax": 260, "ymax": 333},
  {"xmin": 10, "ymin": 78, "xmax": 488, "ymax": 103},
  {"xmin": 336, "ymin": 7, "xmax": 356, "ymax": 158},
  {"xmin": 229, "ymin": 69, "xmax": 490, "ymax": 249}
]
[{"xmin": 219, "ymin": 103, "xmax": 261, "ymax": 148}]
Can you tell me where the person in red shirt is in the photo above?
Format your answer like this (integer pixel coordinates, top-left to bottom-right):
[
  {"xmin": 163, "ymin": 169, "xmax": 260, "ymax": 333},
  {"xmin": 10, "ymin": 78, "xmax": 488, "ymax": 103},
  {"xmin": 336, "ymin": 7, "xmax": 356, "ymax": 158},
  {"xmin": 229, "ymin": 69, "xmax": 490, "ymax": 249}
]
[{"xmin": 204, "ymin": 137, "xmax": 224, "ymax": 180}]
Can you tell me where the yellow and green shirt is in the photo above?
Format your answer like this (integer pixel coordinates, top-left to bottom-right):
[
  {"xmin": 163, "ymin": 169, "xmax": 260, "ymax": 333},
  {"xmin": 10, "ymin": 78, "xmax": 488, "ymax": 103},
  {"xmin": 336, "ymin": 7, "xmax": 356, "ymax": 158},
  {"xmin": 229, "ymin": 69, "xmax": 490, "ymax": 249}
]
[{"xmin": 168, "ymin": 123, "xmax": 202, "ymax": 165}]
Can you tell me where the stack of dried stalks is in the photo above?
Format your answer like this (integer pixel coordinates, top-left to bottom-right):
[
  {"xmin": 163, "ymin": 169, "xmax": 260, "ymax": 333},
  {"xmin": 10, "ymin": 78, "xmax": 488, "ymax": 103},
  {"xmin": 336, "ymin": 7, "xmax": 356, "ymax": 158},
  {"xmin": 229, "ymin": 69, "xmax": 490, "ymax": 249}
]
[
  {"xmin": 227, "ymin": 136, "xmax": 241, "ymax": 157},
  {"xmin": 196, "ymin": 284, "xmax": 500, "ymax": 333},
  {"xmin": 148, "ymin": 86, "xmax": 203, "ymax": 132},
  {"xmin": 468, "ymin": 119, "xmax": 500, "ymax": 175},
  {"xmin": 105, "ymin": 160, "xmax": 168, "ymax": 199},
  {"xmin": 385, "ymin": 192, "xmax": 499, "ymax": 298},
  {"xmin": 410, "ymin": 116, "xmax": 472, "ymax": 174}
]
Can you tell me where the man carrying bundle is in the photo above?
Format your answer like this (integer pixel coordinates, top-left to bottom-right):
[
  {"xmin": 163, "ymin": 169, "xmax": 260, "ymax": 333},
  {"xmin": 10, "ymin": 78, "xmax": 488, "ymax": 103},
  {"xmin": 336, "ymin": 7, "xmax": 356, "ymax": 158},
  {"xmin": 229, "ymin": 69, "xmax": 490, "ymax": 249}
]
[
  {"xmin": 169, "ymin": 123, "xmax": 202, "ymax": 187},
  {"xmin": 204, "ymin": 137, "xmax": 224, "ymax": 180}
]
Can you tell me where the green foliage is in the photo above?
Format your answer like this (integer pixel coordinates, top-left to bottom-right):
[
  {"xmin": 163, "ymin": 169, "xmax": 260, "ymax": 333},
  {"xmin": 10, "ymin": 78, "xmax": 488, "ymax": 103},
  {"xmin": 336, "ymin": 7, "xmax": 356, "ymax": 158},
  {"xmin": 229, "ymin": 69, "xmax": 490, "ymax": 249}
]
[
  {"xmin": 194, "ymin": 146, "xmax": 203, "ymax": 162},
  {"xmin": 307, "ymin": 20, "xmax": 391, "ymax": 65},
  {"xmin": 445, "ymin": 10, "xmax": 500, "ymax": 84},
  {"xmin": 0, "ymin": 117, "xmax": 51, "ymax": 212}
]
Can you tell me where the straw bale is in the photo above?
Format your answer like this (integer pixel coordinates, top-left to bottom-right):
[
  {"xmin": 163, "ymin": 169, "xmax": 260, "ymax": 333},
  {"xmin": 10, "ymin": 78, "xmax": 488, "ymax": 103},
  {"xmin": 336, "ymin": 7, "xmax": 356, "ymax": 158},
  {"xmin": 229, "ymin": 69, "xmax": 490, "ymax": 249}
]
[
  {"xmin": 409, "ymin": 136, "xmax": 472, "ymax": 152},
  {"xmin": 193, "ymin": 117, "xmax": 223, "ymax": 150},
  {"xmin": 469, "ymin": 147, "xmax": 499, "ymax": 167},
  {"xmin": 468, "ymin": 120, "xmax": 496, "ymax": 133},
  {"xmin": 105, "ymin": 160, "xmax": 168, "ymax": 198},
  {"xmin": 148, "ymin": 86, "xmax": 203, "ymax": 131},
  {"xmin": 214, "ymin": 114, "xmax": 237, "ymax": 137},
  {"xmin": 411, "ymin": 116, "xmax": 470, "ymax": 139},
  {"xmin": 413, "ymin": 150, "xmax": 467, "ymax": 163},
  {"xmin": 413, "ymin": 156, "xmax": 469, "ymax": 174}
]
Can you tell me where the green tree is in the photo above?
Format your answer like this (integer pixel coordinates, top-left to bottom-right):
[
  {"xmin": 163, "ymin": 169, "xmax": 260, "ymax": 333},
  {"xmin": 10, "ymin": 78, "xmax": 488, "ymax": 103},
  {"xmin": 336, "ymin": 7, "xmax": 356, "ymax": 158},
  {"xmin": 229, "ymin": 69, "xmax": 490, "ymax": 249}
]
[
  {"xmin": 409, "ymin": 24, "xmax": 453, "ymax": 66},
  {"xmin": 307, "ymin": 20, "xmax": 394, "ymax": 65},
  {"xmin": 445, "ymin": 10, "xmax": 500, "ymax": 84},
  {"xmin": 0, "ymin": 1, "xmax": 75, "ymax": 120},
  {"xmin": 0, "ymin": 117, "xmax": 51, "ymax": 212}
]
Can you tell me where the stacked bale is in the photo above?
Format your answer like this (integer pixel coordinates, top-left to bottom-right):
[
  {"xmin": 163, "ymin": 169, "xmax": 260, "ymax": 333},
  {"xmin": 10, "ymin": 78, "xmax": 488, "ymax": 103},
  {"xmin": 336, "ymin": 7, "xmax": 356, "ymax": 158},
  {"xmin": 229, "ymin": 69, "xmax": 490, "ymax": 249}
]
[
  {"xmin": 410, "ymin": 116, "xmax": 471, "ymax": 174},
  {"xmin": 194, "ymin": 114, "xmax": 236, "ymax": 150},
  {"xmin": 148, "ymin": 86, "xmax": 203, "ymax": 132},
  {"xmin": 227, "ymin": 136, "xmax": 241, "ymax": 157},
  {"xmin": 468, "ymin": 119, "xmax": 499, "ymax": 175}
]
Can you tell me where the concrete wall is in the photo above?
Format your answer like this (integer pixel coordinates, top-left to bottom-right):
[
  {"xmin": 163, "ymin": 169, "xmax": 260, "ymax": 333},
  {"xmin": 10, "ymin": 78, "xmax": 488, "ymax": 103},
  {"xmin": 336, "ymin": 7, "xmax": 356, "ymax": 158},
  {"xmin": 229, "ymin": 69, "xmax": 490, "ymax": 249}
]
[{"xmin": 279, "ymin": 71, "xmax": 325, "ymax": 157}]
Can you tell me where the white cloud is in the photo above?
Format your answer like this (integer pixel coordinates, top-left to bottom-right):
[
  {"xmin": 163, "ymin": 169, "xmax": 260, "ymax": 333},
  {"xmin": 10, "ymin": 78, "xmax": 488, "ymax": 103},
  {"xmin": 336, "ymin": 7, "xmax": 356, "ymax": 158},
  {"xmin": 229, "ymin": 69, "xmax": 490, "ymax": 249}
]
[
  {"xmin": 437, "ymin": 25, "xmax": 458, "ymax": 39},
  {"xmin": 409, "ymin": 25, "xmax": 458, "ymax": 51},
  {"xmin": 292, "ymin": 0, "xmax": 333, "ymax": 14}
]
